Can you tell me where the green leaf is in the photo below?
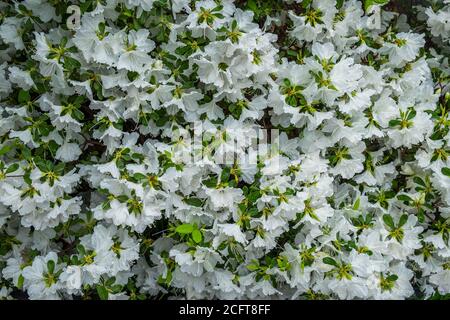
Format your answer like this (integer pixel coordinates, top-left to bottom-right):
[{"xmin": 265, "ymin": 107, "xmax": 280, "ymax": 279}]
[
  {"xmin": 383, "ymin": 214, "xmax": 395, "ymax": 229},
  {"xmin": 443, "ymin": 230, "xmax": 449, "ymax": 246},
  {"xmin": 413, "ymin": 177, "xmax": 426, "ymax": 187},
  {"xmin": 192, "ymin": 230, "xmax": 202, "ymax": 243},
  {"xmin": 17, "ymin": 274, "xmax": 24, "ymax": 289},
  {"xmin": 407, "ymin": 109, "xmax": 417, "ymax": 120},
  {"xmin": 246, "ymin": 263, "xmax": 259, "ymax": 271},
  {"xmin": 352, "ymin": 197, "xmax": 361, "ymax": 210},
  {"xmin": 388, "ymin": 119, "xmax": 401, "ymax": 127},
  {"xmin": 97, "ymin": 285, "xmax": 109, "ymax": 300},
  {"xmin": 322, "ymin": 257, "xmax": 338, "ymax": 267},
  {"xmin": 54, "ymin": 162, "xmax": 65, "ymax": 175},
  {"xmin": 302, "ymin": 0, "xmax": 313, "ymax": 9},
  {"xmin": 111, "ymin": 284, "xmax": 122, "ymax": 293},
  {"xmin": 220, "ymin": 167, "xmax": 231, "ymax": 182},
  {"xmin": 184, "ymin": 197, "xmax": 203, "ymax": 207},
  {"xmin": 106, "ymin": 276, "xmax": 116, "ymax": 287},
  {"xmin": 64, "ymin": 56, "xmax": 81, "ymax": 70},
  {"xmin": 175, "ymin": 46, "xmax": 189, "ymax": 56},
  {"xmin": 98, "ymin": 22, "xmax": 106, "ymax": 34},
  {"xmin": 212, "ymin": 5, "xmax": 223, "ymax": 12},
  {"xmin": 247, "ymin": 0, "xmax": 258, "ymax": 12},
  {"xmin": 231, "ymin": 19, "xmax": 237, "ymax": 30},
  {"xmin": 442, "ymin": 167, "xmax": 450, "ymax": 177},
  {"xmin": 133, "ymin": 173, "xmax": 147, "ymax": 181},
  {"xmin": 21, "ymin": 147, "xmax": 31, "ymax": 160},
  {"xmin": 387, "ymin": 274, "xmax": 398, "ymax": 281},
  {"xmin": 417, "ymin": 208, "xmax": 425, "ymax": 223},
  {"xmin": 203, "ymin": 176, "xmax": 217, "ymax": 188},
  {"xmin": 60, "ymin": 36, "xmax": 68, "ymax": 48},
  {"xmin": 72, "ymin": 108, "xmax": 85, "ymax": 121},
  {"xmin": 0, "ymin": 145, "xmax": 13, "ymax": 156},
  {"xmin": 77, "ymin": 244, "xmax": 86, "ymax": 255},
  {"xmin": 397, "ymin": 194, "xmax": 413, "ymax": 202},
  {"xmin": 5, "ymin": 163, "xmax": 19, "ymax": 174},
  {"xmin": 385, "ymin": 191, "xmax": 396, "ymax": 199},
  {"xmin": 175, "ymin": 223, "xmax": 194, "ymax": 234}
]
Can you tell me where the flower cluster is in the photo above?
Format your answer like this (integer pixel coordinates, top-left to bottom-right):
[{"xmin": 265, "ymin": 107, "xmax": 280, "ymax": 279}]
[{"xmin": 0, "ymin": 0, "xmax": 449, "ymax": 300}]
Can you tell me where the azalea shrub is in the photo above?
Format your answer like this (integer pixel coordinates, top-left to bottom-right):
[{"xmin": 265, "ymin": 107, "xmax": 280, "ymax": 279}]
[{"xmin": 0, "ymin": 0, "xmax": 449, "ymax": 300}]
